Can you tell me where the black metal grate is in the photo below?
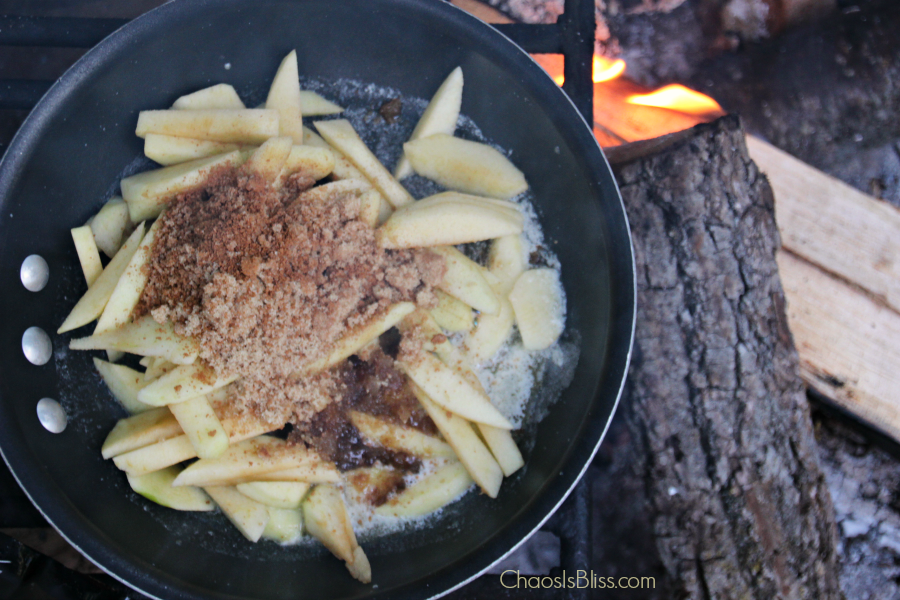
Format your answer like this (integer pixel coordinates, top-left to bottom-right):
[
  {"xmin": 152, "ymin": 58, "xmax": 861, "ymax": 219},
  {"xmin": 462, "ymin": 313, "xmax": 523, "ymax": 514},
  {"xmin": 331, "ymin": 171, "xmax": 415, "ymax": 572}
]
[{"xmin": 0, "ymin": 2, "xmax": 596, "ymax": 598}]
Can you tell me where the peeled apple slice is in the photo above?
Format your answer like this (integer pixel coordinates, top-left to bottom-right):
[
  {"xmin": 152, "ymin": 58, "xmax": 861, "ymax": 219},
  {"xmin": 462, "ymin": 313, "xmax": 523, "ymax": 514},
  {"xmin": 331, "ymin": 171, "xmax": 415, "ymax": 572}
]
[
  {"xmin": 90, "ymin": 197, "xmax": 133, "ymax": 257},
  {"xmin": 404, "ymin": 133, "xmax": 528, "ymax": 199},
  {"xmin": 265, "ymin": 50, "xmax": 304, "ymax": 143},
  {"xmin": 144, "ymin": 135, "xmax": 242, "ymax": 166},
  {"xmin": 236, "ymin": 481, "xmax": 310, "ymax": 509},
  {"xmin": 245, "ymin": 136, "xmax": 293, "ymax": 182},
  {"xmin": 375, "ymin": 461, "xmax": 473, "ymax": 518},
  {"xmin": 263, "ymin": 507, "xmax": 304, "ymax": 543},
  {"xmin": 394, "ymin": 66, "xmax": 463, "ymax": 180},
  {"xmin": 204, "ymin": 485, "xmax": 270, "ymax": 542},
  {"xmin": 135, "ymin": 109, "xmax": 279, "ymax": 144},
  {"xmin": 431, "ymin": 246, "xmax": 500, "ymax": 316},
  {"xmin": 298, "ymin": 90, "xmax": 344, "ymax": 116},
  {"xmin": 172, "ymin": 84, "xmax": 245, "ymax": 110},
  {"xmin": 376, "ymin": 195, "xmax": 523, "ymax": 249},
  {"xmin": 303, "ymin": 485, "xmax": 371, "ymax": 583},
  {"xmin": 508, "ymin": 268, "xmax": 566, "ymax": 350}
]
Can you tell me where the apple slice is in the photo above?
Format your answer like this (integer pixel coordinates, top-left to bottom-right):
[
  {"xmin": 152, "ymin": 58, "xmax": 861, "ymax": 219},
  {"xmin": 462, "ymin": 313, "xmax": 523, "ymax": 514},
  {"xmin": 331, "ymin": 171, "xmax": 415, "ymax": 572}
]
[
  {"xmin": 137, "ymin": 364, "xmax": 238, "ymax": 406},
  {"xmin": 265, "ymin": 50, "xmax": 303, "ymax": 143},
  {"xmin": 411, "ymin": 385, "xmax": 503, "ymax": 498},
  {"xmin": 375, "ymin": 461, "xmax": 473, "ymax": 518},
  {"xmin": 398, "ymin": 350, "xmax": 512, "ymax": 429},
  {"xmin": 488, "ymin": 234, "xmax": 526, "ymax": 295},
  {"xmin": 276, "ymin": 145, "xmax": 335, "ymax": 186},
  {"xmin": 430, "ymin": 290, "xmax": 474, "ymax": 332},
  {"xmin": 314, "ymin": 119, "xmax": 414, "ymax": 208},
  {"xmin": 144, "ymin": 358, "xmax": 176, "ymax": 382},
  {"xmin": 477, "ymin": 425, "xmax": 524, "ymax": 476},
  {"xmin": 303, "ymin": 485, "xmax": 371, "ymax": 583},
  {"xmin": 262, "ymin": 507, "xmax": 304, "ymax": 543},
  {"xmin": 172, "ymin": 436, "xmax": 340, "ymax": 487},
  {"xmin": 144, "ymin": 134, "xmax": 242, "ymax": 166},
  {"xmin": 101, "ymin": 407, "xmax": 182, "ymax": 459},
  {"xmin": 298, "ymin": 90, "xmax": 343, "ymax": 116},
  {"xmin": 245, "ymin": 136, "xmax": 293, "ymax": 182},
  {"xmin": 431, "ymin": 246, "xmax": 500, "ymax": 315},
  {"xmin": 204, "ymin": 486, "xmax": 270, "ymax": 542},
  {"xmin": 90, "ymin": 197, "xmax": 133, "ymax": 257},
  {"xmin": 301, "ymin": 302, "xmax": 415, "ymax": 375},
  {"xmin": 95, "ymin": 217, "xmax": 162, "ymax": 334},
  {"xmin": 172, "ymin": 84, "xmax": 245, "ymax": 110},
  {"xmin": 58, "ymin": 223, "xmax": 145, "ymax": 334},
  {"xmin": 113, "ymin": 435, "xmax": 197, "ymax": 476},
  {"xmin": 122, "ymin": 150, "xmax": 246, "ymax": 221},
  {"xmin": 404, "ymin": 133, "xmax": 528, "ymax": 199},
  {"xmin": 135, "ymin": 109, "xmax": 279, "ymax": 143},
  {"xmin": 465, "ymin": 286, "xmax": 515, "ymax": 363},
  {"xmin": 349, "ymin": 411, "xmax": 455, "ymax": 459},
  {"xmin": 168, "ymin": 395, "xmax": 229, "ymax": 459},
  {"xmin": 236, "ymin": 481, "xmax": 310, "ymax": 509},
  {"xmin": 128, "ymin": 466, "xmax": 214, "ymax": 512},
  {"xmin": 93, "ymin": 358, "xmax": 155, "ymax": 414},
  {"xmin": 376, "ymin": 195, "xmax": 523, "ymax": 249},
  {"xmin": 71, "ymin": 225, "xmax": 102, "ymax": 286},
  {"xmin": 71, "ymin": 315, "xmax": 200, "ymax": 365},
  {"xmin": 302, "ymin": 126, "xmax": 366, "ymax": 181},
  {"xmin": 395, "ymin": 67, "xmax": 463, "ymax": 180},
  {"xmin": 508, "ymin": 268, "xmax": 566, "ymax": 350}
]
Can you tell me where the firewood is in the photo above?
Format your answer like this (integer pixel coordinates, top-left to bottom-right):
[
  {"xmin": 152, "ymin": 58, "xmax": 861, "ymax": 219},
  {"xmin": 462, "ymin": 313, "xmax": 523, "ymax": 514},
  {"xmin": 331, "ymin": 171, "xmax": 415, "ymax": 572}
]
[{"xmin": 605, "ymin": 115, "xmax": 842, "ymax": 599}]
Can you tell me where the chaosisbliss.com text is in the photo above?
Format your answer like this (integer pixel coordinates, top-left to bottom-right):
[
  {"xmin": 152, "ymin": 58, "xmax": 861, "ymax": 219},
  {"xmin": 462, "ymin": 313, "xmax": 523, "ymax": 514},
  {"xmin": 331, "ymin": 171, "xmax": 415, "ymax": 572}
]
[{"xmin": 501, "ymin": 570, "xmax": 656, "ymax": 590}]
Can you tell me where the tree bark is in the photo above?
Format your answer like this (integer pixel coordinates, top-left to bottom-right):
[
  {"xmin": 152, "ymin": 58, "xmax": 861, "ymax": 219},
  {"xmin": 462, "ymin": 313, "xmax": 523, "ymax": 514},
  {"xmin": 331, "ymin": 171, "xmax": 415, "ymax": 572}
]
[{"xmin": 601, "ymin": 115, "xmax": 843, "ymax": 599}]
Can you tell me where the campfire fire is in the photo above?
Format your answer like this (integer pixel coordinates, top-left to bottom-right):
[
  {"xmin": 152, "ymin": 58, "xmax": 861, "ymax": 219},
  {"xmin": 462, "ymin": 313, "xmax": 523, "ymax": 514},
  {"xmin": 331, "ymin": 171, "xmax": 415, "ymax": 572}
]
[{"xmin": 533, "ymin": 54, "xmax": 725, "ymax": 146}]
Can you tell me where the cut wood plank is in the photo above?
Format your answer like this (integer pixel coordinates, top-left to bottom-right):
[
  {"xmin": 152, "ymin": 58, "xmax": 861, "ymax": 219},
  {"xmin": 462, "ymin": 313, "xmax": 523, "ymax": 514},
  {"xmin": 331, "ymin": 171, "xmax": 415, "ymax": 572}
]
[
  {"xmin": 777, "ymin": 250, "xmax": 900, "ymax": 440},
  {"xmin": 747, "ymin": 135, "xmax": 900, "ymax": 313}
]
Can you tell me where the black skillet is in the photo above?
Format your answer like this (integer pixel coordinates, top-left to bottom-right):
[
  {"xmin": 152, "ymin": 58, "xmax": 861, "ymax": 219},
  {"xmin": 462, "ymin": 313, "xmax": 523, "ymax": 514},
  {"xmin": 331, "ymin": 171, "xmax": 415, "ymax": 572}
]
[{"xmin": 0, "ymin": 1, "xmax": 635, "ymax": 598}]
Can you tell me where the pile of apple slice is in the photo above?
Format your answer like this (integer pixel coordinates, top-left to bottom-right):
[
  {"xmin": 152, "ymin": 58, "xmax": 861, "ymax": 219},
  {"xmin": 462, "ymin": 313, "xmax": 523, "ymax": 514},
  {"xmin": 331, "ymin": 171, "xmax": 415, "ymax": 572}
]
[{"xmin": 58, "ymin": 51, "xmax": 567, "ymax": 585}]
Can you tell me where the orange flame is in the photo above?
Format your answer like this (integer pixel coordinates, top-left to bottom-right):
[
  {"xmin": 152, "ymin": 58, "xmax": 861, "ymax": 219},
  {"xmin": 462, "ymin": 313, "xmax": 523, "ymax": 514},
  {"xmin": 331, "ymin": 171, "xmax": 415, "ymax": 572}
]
[
  {"xmin": 625, "ymin": 84, "xmax": 724, "ymax": 116},
  {"xmin": 593, "ymin": 56, "xmax": 626, "ymax": 83}
]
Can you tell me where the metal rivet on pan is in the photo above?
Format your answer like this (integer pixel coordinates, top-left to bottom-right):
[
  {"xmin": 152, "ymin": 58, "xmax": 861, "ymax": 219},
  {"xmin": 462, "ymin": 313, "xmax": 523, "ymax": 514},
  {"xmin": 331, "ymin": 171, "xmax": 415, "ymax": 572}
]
[
  {"xmin": 22, "ymin": 327, "xmax": 52, "ymax": 365},
  {"xmin": 20, "ymin": 254, "xmax": 49, "ymax": 292},
  {"xmin": 36, "ymin": 398, "xmax": 67, "ymax": 434}
]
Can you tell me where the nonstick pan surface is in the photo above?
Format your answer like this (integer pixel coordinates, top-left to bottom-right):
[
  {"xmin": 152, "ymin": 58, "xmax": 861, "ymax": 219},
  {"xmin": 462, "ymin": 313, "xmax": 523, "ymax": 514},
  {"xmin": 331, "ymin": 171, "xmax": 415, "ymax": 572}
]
[{"xmin": 0, "ymin": 1, "xmax": 635, "ymax": 598}]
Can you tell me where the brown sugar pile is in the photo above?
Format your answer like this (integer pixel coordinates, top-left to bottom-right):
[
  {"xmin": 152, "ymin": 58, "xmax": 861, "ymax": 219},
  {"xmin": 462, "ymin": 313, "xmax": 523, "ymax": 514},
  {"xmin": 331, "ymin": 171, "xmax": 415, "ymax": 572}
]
[{"xmin": 136, "ymin": 166, "xmax": 444, "ymax": 427}]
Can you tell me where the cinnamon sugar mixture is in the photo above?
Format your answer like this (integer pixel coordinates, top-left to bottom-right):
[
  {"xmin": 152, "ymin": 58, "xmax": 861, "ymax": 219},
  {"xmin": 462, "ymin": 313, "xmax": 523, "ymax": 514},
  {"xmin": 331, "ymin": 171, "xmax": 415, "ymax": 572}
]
[{"xmin": 136, "ymin": 166, "xmax": 444, "ymax": 427}]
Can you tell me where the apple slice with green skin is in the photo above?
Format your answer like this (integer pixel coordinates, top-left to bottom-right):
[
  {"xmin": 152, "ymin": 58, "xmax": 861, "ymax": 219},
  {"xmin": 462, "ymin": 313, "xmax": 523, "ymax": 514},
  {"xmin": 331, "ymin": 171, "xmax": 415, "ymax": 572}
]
[
  {"xmin": 168, "ymin": 395, "xmax": 229, "ymax": 459},
  {"xmin": 314, "ymin": 119, "xmax": 414, "ymax": 208},
  {"xmin": 94, "ymin": 358, "xmax": 155, "ymax": 414},
  {"xmin": 71, "ymin": 225, "xmax": 102, "ymax": 286},
  {"xmin": 95, "ymin": 217, "xmax": 162, "ymax": 334},
  {"xmin": 90, "ymin": 197, "xmax": 133, "ymax": 257},
  {"xmin": 404, "ymin": 133, "xmax": 528, "ymax": 199},
  {"xmin": 135, "ymin": 109, "xmax": 279, "ymax": 143},
  {"xmin": 128, "ymin": 466, "xmax": 214, "ymax": 512},
  {"xmin": 303, "ymin": 485, "xmax": 371, "ymax": 583},
  {"xmin": 431, "ymin": 246, "xmax": 500, "ymax": 316},
  {"xmin": 58, "ymin": 223, "xmax": 145, "ymax": 334},
  {"xmin": 122, "ymin": 149, "xmax": 247, "ymax": 221},
  {"xmin": 266, "ymin": 50, "xmax": 303, "ymax": 143},
  {"xmin": 375, "ymin": 194, "xmax": 523, "ymax": 249},
  {"xmin": 245, "ymin": 136, "xmax": 293, "ymax": 182},
  {"xmin": 298, "ymin": 90, "xmax": 344, "ymax": 116},
  {"xmin": 236, "ymin": 482, "xmax": 311, "ymax": 510},
  {"xmin": 398, "ymin": 350, "xmax": 512, "ymax": 429},
  {"xmin": 144, "ymin": 135, "xmax": 242, "ymax": 166},
  {"xmin": 430, "ymin": 290, "xmax": 474, "ymax": 332},
  {"xmin": 394, "ymin": 66, "xmax": 463, "ymax": 180},
  {"xmin": 204, "ymin": 486, "xmax": 270, "ymax": 542},
  {"xmin": 137, "ymin": 364, "xmax": 237, "ymax": 406},
  {"xmin": 172, "ymin": 84, "xmax": 245, "ymax": 110},
  {"xmin": 263, "ymin": 507, "xmax": 304, "ymax": 543},
  {"xmin": 375, "ymin": 461, "xmax": 473, "ymax": 518},
  {"xmin": 411, "ymin": 385, "xmax": 504, "ymax": 498},
  {"xmin": 71, "ymin": 315, "xmax": 200, "ymax": 365},
  {"xmin": 101, "ymin": 407, "xmax": 181, "ymax": 459},
  {"xmin": 349, "ymin": 411, "xmax": 456, "ymax": 459},
  {"xmin": 508, "ymin": 268, "xmax": 566, "ymax": 350}
]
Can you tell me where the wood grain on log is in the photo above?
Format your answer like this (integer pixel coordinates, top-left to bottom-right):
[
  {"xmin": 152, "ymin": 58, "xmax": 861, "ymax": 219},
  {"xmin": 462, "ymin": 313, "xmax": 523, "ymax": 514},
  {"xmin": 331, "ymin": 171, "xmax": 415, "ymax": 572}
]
[{"xmin": 605, "ymin": 115, "xmax": 843, "ymax": 599}]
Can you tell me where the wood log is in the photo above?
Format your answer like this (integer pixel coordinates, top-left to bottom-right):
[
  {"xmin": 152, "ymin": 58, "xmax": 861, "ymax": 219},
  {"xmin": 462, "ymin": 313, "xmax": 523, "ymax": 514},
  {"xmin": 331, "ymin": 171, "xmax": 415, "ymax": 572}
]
[{"xmin": 603, "ymin": 115, "xmax": 843, "ymax": 598}]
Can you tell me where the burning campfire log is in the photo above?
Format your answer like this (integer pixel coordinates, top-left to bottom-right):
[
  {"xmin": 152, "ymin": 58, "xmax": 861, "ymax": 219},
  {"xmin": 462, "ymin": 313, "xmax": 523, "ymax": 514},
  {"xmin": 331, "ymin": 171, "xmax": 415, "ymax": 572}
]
[{"xmin": 604, "ymin": 116, "xmax": 843, "ymax": 598}]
